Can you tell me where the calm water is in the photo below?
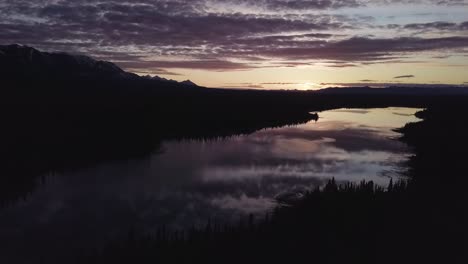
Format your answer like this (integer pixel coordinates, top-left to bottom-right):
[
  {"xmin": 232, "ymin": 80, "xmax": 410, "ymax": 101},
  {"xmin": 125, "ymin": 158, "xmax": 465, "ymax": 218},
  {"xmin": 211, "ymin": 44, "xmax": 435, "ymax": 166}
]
[{"xmin": 0, "ymin": 107, "xmax": 421, "ymax": 262}]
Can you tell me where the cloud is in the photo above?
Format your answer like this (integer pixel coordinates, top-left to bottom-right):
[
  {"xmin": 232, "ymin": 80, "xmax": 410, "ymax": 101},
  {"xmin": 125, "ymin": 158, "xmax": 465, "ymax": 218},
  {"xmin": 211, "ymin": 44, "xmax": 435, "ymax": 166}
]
[
  {"xmin": 327, "ymin": 63, "xmax": 358, "ymax": 67},
  {"xmin": 251, "ymin": 0, "xmax": 362, "ymax": 10},
  {"xmin": 394, "ymin": 75, "xmax": 415, "ymax": 79},
  {"xmin": 260, "ymin": 82, "xmax": 304, "ymax": 85},
  {"xmin": 381, "ymin": 0, "xmax": 468, "ymax": 6},
  {"xmin": 1, "ymin": 0, "xmax": 468, "ymax": 72},
  {"xmin": 117, "ymin": 60, "xmax": 255, "ymax": 71},
  {"xmin": 404, "ymin": 21, "xmax": 457, "ymax": 30},
  {"xmin": 386, "ymin": 21, "xmax": 468, "ymax": 31},
  {"xmin": 224, "ymin": 84, "xmax": 265, "ymax": 89},
  {"xmin": 319, "ymin": 82, "xmax": 460, "ymax": 88},
  {"xmin": 320, "ymin": 82, "xmax": 395, "ymax": 87},
  {"xmin": 254, "ymin": 36, "xmax": 468, "ymax": 62},
  {"xmin": 137, "ymin": 69, "xmax": 182, "ymax": 76}
]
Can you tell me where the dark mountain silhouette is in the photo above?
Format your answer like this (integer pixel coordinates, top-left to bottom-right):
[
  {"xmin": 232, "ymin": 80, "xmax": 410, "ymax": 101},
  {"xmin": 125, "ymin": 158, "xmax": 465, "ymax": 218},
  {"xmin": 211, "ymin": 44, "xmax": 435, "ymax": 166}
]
[
  {"xmin": 0, "ymin": 44, "xmax": 199, "ymax": 90},
  {"xmin": 180, "ymin": 80, "xmax": 198, "ymax": 86},
  {"xmin": 0, "ymin": 44, "xmax": 135, "ymax": 81}
]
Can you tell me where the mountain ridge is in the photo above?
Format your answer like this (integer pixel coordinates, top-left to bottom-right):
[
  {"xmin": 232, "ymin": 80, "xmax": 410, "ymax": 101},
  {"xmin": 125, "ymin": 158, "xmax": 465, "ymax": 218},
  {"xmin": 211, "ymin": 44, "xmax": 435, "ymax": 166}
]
[{"xmin": 0, "ymin": 44, "xmax": 198, "ymax": 89}]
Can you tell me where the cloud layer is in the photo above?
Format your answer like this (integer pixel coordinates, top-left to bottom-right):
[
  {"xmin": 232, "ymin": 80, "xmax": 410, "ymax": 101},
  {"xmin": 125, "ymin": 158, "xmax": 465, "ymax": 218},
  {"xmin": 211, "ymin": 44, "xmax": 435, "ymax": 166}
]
[{"xmin": 1, "ymin": 0, "xmax": 468, "ymax": 76}]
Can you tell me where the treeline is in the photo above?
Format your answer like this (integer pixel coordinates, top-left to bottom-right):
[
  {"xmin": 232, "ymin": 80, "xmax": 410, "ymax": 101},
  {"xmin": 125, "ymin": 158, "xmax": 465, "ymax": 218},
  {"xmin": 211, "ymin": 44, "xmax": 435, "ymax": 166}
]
[{"xmin": 76, "ymin": 179, "xmax": 439, "ymax": 264}]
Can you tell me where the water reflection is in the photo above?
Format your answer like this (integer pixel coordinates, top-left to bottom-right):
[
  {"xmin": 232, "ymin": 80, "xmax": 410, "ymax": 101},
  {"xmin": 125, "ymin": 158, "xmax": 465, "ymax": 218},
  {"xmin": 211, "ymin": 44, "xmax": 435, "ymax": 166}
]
[{"xmin": 0, "ymin": 107, "xmax": 421, "ymax": 263}]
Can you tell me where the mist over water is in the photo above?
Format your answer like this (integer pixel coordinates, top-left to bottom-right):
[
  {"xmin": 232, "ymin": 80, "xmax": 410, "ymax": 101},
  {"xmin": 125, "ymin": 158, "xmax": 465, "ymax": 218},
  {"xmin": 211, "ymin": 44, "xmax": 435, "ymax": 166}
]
[{"xmin": 0, "ymin": 107, "xmax": 421, "ymax": 263}]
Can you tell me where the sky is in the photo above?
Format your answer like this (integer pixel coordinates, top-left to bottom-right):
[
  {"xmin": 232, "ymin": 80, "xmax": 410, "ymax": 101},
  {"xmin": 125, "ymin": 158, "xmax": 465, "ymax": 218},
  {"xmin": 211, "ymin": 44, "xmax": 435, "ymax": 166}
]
[{"xmin": 1, "ymin": 0, "xmax": 468, "ymax": 89}]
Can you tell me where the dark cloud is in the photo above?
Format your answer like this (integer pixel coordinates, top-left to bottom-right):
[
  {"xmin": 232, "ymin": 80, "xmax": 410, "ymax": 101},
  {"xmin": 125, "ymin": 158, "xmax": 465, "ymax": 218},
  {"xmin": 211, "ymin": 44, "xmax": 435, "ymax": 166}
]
[
  {"xmin": 224, "ymin": 84, "xmax": 265, "ymax": 89},
  {"xmin": 432, "ymin": 0, "xmax": 468, "ymax": 6},
  {"xmin": 117, "ymin": 60, "xmax": 255, "ymax": 71},
  {"xmin": 258, "ymin": 0, "xmax": 362, "ymax": 10},
  {"xmin": 383, "ymin": 0, "xmax": 467, "ymax": 6},
  {"xmin": 1, "ymin": 0, "xmax": 468, "ymax": 71},
  {"xmin": 405, "ymin": 21, "xmax": 457, "ymax": 30},
  {"xmin": 249, "ymin": 36, "xmax": 468, "ymax": 63},
  {"xmin": 213, "ymin": 0, "xmax": 468, "ymax": 11},
  {"xmin": 320, "ymin": 82, "xmax": 393, "ymax": 87},
  {"xmin": 328, "ymin": 63, "xmax": 358, "ymax": 67},
  {"xmin": 386, "ymin": 21, "xmax": 468, "ymax": 31},
  {"xmin": 320, "ymin": 82, "xmax": 461, "ymax": 88},
  {"xmin": 140, "ymin": 69, "xmax": 182, "ymax": 76},
  {"xmin": 394, "ymin": 75, "xmax": 415, "ymax": 79},
  {"xmin": 0, "ymin": 1, "xmax": 351, "ymax": 64},
  {"xmin": 107, "ymin": 34, "xmax": 465, "ymax": 71},
  {"xmin": 332, "ymin": 109, "xmax": 370, "ymax": 114},
  {"xmin": 260, "ymin": 82, "xmax": 304, "ymax": 85}
]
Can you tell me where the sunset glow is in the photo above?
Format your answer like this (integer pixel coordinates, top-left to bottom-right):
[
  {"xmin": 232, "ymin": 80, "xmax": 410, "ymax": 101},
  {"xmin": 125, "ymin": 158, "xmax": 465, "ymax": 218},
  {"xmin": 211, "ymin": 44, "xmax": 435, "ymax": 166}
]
[{"xmin": 1, "ymin": 0, "xmax": 468, "ymax": 89}]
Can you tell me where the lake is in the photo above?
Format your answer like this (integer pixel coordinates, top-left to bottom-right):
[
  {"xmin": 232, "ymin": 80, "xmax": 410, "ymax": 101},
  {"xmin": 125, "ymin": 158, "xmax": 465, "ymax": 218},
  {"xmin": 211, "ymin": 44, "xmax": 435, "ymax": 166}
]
[{"xmin": 0, "ymin": 107, "xmax": 421, "ymax": 263}]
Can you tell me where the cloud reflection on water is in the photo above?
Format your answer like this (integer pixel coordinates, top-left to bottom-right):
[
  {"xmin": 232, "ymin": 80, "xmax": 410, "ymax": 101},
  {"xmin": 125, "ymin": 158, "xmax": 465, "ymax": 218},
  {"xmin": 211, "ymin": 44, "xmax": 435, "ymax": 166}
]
[{"xmin": 0, "ymin": 107, "xmax": 422, "ymax": 263}]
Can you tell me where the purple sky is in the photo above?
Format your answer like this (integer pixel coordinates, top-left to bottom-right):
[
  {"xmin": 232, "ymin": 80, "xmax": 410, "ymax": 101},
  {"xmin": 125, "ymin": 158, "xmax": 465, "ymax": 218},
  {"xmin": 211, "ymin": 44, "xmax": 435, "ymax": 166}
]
[{"xmin": 1, "ymin": 0, "xmax": 467, "ymax": 89}]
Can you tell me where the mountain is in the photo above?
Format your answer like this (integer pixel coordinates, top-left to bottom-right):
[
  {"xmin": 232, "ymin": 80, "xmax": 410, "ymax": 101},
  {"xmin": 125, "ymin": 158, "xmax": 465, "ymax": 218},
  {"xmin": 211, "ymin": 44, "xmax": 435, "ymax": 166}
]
[
  {"xmin": 180, "ymin": 80, "xmax": 198, "ymax": 87},
  {"xmin": 0, "ymin": 44, "xmax": 135, "ymax": 81},
  {"xmin": 0, "ymin": 44, "xmax": 199, "ymax": 89}
]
